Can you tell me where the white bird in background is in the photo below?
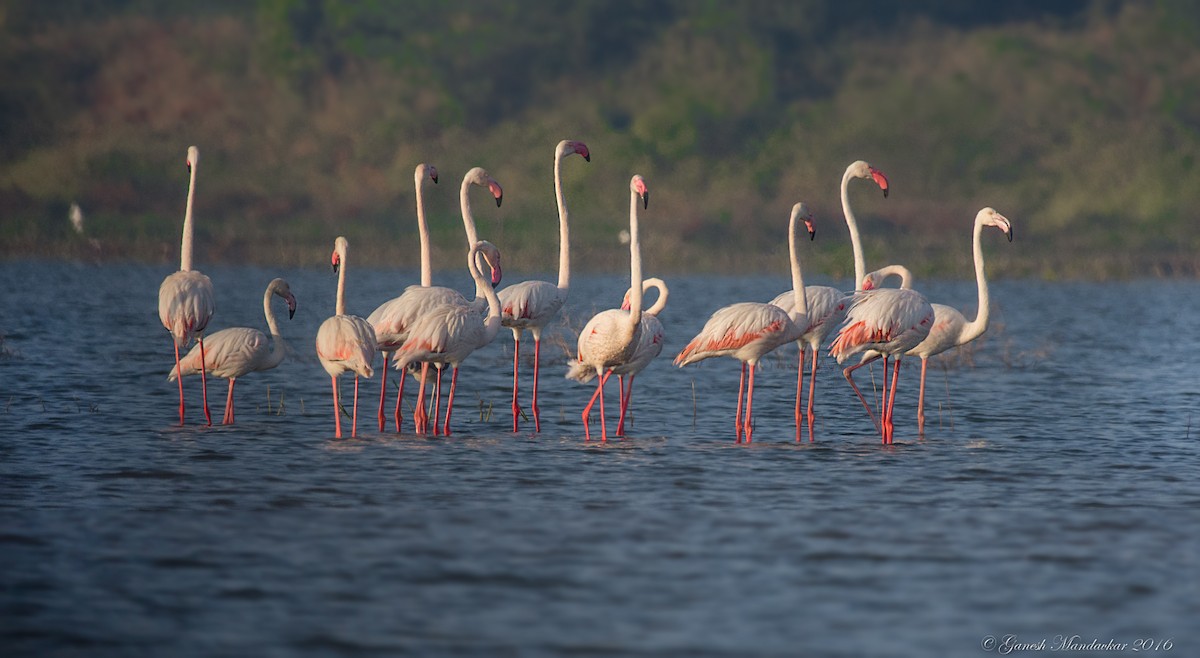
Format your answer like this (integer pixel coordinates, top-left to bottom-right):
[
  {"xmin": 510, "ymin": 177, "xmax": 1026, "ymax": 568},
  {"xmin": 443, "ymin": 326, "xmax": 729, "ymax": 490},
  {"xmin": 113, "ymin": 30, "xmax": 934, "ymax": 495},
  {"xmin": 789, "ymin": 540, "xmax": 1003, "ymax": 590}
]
[
  {"xmin": 69, "ymin": 202, "xmax": 84, "ymax": 235},
  {"xmin": 858, "ymin": 208, "xmax": 1013, "ymax": 436},
  {"xmin": 676, "ymin": 203, "xmax": 814, "ymax": 443},
  {"xmin": 498, "ymin": 139, "xmax": 591, "ymax": 434},
  {"xmin": 574, "ymin": 175, "xmax": 649, "ymax": 442},
  {"xmin": 368, "ymin": 166, "xmax": 503, "ymax": 432},
  {"xmin": 393, "ymin": 241, "xmax": 504, "ymax": 436},
  {"xmin": 316, "ymin": 236, "xmax": 377, "ymax": 439},
  {"xmin": 567, "ymin": 277, "xmax": 668, "ymax": 437},
  {"xmin": 169, "ymin": 278, "xmax": 297, "ymax": 425},
  {"xmin": 158, "ymin": 145, "xmax": 216, "ymax": 426}
]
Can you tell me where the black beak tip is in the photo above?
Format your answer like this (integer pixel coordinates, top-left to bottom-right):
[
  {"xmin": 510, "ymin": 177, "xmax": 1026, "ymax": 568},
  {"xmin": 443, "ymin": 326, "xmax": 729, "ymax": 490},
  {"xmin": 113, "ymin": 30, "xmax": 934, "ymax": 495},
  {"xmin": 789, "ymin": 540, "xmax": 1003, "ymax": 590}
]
[
  {"xmin": 495, "ymin": 196, "xmax": 503, "ymax": 208},
  {"xmin": 584, "ymin": 154, "xmax": 591, "ymax": 162},
  {"xmin": 643, "ymin": 193, "xmax": 649, "ymax": 209},
  {"xmin": 882, "ymin": 188, "xmax": 889, "ymax": 199},
  {"xmin": 1007, "ymin": 230, "xmax": 1014, "ymax": 242},
  {"xmin": 809, "ymin": 230, "xmax": 816, "ymax": 241},
  {"xmin": 431, "ymin": 175, "xmax": 438, "ymax": 184},
  {"xmin": 288, "ymin": 308, "xmax": 296, "ymax": 320}
]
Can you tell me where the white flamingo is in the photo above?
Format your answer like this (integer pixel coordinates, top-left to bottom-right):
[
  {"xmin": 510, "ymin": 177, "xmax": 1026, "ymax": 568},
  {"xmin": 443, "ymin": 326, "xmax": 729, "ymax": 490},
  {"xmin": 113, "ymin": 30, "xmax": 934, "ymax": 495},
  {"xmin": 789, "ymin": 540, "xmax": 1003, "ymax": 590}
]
[
  {"xmin": 567, "ymin": 277, "xmax": 668, "ymax": 437},
  {"xmin": 158, "ymin": 145, "xmax": 216, "ymax": 426},
  {"xmin": 574, "ymin": 175, "xmax": 649, "ymax": 442},
  {"xmin": 859, "ymin": 208, "xmax": 1012, "ymax": 435},
  {"xmin": 768, "ymin": 160, "xmax": 890, "ymax": 441},
  {"xmin": 498, "ymin": 139, "xmax": 591, "ymax": 433},
  {"xmin": 392, "ymin": 241, "xmax": 503, "ymax": 436},
  {"xmin": 316, "ymin": 237, "xmax": 377, "ymax": 439},
  {"xmin": 368, "ymin": 166, "xmax": 503, "ymax": 432},
  {"xmin": 675, "ymin": 203, "xmax": 814, "ymax": 443},
  {"xmin": 169, "ymin": 278, "xmax": 297, "ymax": 425}
]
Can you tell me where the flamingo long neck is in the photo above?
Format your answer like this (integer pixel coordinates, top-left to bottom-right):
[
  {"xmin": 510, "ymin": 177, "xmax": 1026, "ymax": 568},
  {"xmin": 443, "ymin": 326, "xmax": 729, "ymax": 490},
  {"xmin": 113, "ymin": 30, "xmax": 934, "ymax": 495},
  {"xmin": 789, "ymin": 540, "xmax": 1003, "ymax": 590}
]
[
  {"xmin": 263, "ymin": 287, "xmax": 288, "ymax": 369},
  {"xmin": 878, "ymin": 265, "xmax": 915, "ymax": 290},
  {"xmin": 469, "ymin": 245, "xmax": 503, "ymax": 344},
  {"xmin": 335, "ymin": 248, "xmax": 348, "ymax": 317},
  {"xmin": 841, "ymin": 166, "xmax": 866, "ymax": 290},
  {"xmin": 180, "ymin": 155, "xmax": 198, "ymax": 272},
  {"xmin": 460, "ymin": 176, "xmax": 481, "ymax": 249},
  {"xmin": 416, "ymin": 166, "xmax": 432, "ymax": 287},
  {"xmin": 961, "ymin": 218, "xmax": 992, "ymax": 344},
  {"xmin": 788, "ymin": 213, "xmax": 809, "ymax": 319},
  {"xmin": 626, "ymin": 188, "xmax": 643, "ymax": 332},
  {"xmin": 643, "ymin": 279, "xmax": 668, "ymax": 316},
  {"xmin": 554, "ymin": 149, "xmax": 572, "ymax": 291}
]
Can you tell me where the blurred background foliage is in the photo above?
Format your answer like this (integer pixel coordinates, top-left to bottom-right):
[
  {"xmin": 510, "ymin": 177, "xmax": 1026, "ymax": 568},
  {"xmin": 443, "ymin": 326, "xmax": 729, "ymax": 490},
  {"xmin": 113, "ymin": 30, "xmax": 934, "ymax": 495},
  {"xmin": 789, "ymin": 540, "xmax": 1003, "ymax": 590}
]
[{"xmin": 1, "ymin": 0, "xmax": 1197, "ymax": 279}]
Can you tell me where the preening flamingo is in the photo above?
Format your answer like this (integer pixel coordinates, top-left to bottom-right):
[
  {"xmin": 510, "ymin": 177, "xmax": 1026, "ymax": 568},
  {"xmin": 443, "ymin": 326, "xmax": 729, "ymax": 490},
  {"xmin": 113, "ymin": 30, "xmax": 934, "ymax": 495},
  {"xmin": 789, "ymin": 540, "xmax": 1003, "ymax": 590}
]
[
  {"xmin": 861, "ymin": 208, "xmax": 1012, "ymax": 435},
  {"xmin": 675, "ymin": 203, "xmax": 815, "ymax": 443},
  {"xmin": 169, "ymin": 278, "xmax": 297, "ymax": 425},
  {"xmin": 392, "ymin": 241, "xmax": 504, "ymax": 436},
  {"xmin": 574, "ymin": 175, "xmax": 649, "ymax": 442},
  {"xmin": 158, "ymin": 145, "xmax": 216, "ymax": 426},
  {"xmin": 316, "ymin": 237, "xmax": 377, "ymax": 439},
  {"xmin": 498, "ymin": 139, "xmax": 591, "ymax": 433},
  {"xmin": 567, "ymin": 277, "xmax": 668, "ymax": 437},
  {"xmin": 367, "ymin": 166, "xmax": 505, "ymax": 432}
]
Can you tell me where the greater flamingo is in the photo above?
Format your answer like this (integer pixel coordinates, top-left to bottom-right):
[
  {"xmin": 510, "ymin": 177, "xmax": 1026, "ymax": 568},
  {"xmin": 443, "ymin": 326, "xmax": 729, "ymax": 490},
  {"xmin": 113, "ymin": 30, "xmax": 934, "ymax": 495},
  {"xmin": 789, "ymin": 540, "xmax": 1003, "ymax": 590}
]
[
  {"xmin": 158, "ymin": 145, "xmax": 216, "ymax": 426},
  {"xmin": 860, "ymin": 208, "xmax": 1013, "ymax": 435},
  {"xmin": 169, "ymin": 278, "xmax": 297, "ymax": 425},
  {"xmin": 367, "ymin": 166, "xmax": 505, "ymax": 432},
  {"xmin": 574, "ymin": 175, "xmax": 649, "ymax": 442},
  {"xmin": 768, "ymin": 160, "xmax": 890, "ymax": 441},
  {"xmin": 392, "ymin": 241, "xmax": 503, "ymax": 436},
  {"xmin": 567, "ymin": 277, "xmax": 668, "ymax": 437},
  {"xmin": 675, "ymin": 203, "xmax": 815, "ymax": 443},
  {"xmin": 498, "ymin": 139, "xmax": 591, "ymax": 433},
  {"xmin": 316, "ymin": 237, "xmax": 377, "ymax": 439}
]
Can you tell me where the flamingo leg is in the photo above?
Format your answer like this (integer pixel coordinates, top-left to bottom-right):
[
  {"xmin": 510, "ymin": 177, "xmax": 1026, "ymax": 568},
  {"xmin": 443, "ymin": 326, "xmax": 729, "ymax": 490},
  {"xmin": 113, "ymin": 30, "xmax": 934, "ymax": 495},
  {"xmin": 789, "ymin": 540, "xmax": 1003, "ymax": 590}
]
[
  {"xmin": 843, "ymin": 355, "xmax": 882, "ymax": 432},
  {"xmin": 794, "ymin": 345, "xmax": 805, "ymax": 442},
  {"xmin": 414, "ymin": 363, "xmax": 429, "ymax": 434},
  {"xmin": 598, "ymin": 369, "xmax": 609, "ymax": 443},
  {"xmin": 377, "ymin": 352, "xmax": 389, "ymax": 431},
  {"xmin": 806, "ymin": 347, "xmax": 819, "ymax": 442},
  {"xmin": 173, "ymin": 341, "xmax": 185, "ymax": 425},
  {"xmin": 744, "ymin": 363, "xmax": 757, "ymax": 443},
  {"xmin": 511, "ymin": 336, "xmax": 521, "ymax": 432},
  {"xmin": 394, "ymin": 362, "xmax": 407, "ymax": 433},
  {"xmin": 331, "ymin": 376, "xmax": 342, "ymax": 439},
  {"xmin": 616, "ymin": 374, "xmax": 634, "ymax": 437},
  {"xmin": 885, "ymin": 357, "xmax": 902, "ymax": 444},
  {"xmin": 442, "ymin": 366, "xmax": 459, "ymax": 436},
  {"xmin": 881, "ymin": 357, "xmax": 890, "ymax": 435},
  {"xmin": 223, "ymin": 378, "xmax": 236, "ymax": 425},
  {"xmin": 351, "ymin": 375, "xmax": 360, "ymax": 438},
  {"xmin": 531, "ymin": 337, "xmax": 543, "ymax": 433},
  {"xmin": 581, "ymin": 370, "xmax": 605, "ymax": 442},
  {"xmin": 432, "ymin": 366, "xmax": 444, "ymax": 437},
  {"xmin": 199, "ymin": 337, "xmax": 212, "ymax": 426},
  {"xmin": 917, "ymin": 357, "xmax": 929, "ymax": 437},
  {"xmin": 735, "ymin": 362, "xmax": 748, "ymax": 443}
]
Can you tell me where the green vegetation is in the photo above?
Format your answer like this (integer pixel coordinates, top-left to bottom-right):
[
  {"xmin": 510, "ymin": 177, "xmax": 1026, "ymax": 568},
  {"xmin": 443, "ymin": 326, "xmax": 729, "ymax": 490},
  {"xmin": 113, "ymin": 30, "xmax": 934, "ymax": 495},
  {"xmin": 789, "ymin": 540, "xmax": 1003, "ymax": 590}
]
[{"xmin": 1, "ymin": 0, "xmax": 1197, "ymax": 279}]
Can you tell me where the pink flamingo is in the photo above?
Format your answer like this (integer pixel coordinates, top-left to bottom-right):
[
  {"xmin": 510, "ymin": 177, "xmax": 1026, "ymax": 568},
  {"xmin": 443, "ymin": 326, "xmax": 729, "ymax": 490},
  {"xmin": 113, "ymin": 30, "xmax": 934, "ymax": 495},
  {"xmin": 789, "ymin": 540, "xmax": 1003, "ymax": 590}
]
[
  {"xmin": 169, "ymin": 278, "xmax": 297, "ymax": 424},
  {"xmin": 859, "ymin": 208, "xmax": 1012, "ymax": 435},
  {"xmin": 676, "ymin": 203, "xmax": 815, "ymax": 443},
  {"xmin": 574, "ymin": 175, "xmax": 650, "ymax": 442},
  {"xmin": 768, "ymin": 160, "xmax": 889, "ymax": 441},
  {"xmin": 316, "ymin": 237, "xmax": 377, "ymax": 439},
  {"xmin": 567, "ymin": 277, "xmax": 668, "ymax": 437},
  {"xmin": 159, "ymin": 145, "xmax": 216, "ymax": 426},
  {"xmin": 392, "ymin": 241, "xmax": 503, "ymax": 436},
  {"xmin": 498, "ymin": 139, "xmax": 591, "ymax": 433},
  {"xmin": 367, "ymin": 165, "xmax": 503, "ymax": 432}
]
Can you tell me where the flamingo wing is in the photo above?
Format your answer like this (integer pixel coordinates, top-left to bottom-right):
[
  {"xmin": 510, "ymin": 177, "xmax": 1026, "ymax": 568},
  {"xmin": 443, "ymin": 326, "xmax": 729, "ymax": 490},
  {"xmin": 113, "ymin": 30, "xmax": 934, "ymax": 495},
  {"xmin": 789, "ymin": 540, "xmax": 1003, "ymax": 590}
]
[
  {"xmin": 830, "ymin": 289, "xmax": 933, "ymax": 361},
  {"xmin": 316, "ymin": 315, "xmax": 376, "ymax": 378},
  {"xmin": 368, "ymin": 285, "xmax": 467, "ymax": 350},
  {"xmin": 498, "ymin": 280, "xmax": 565, "ymax": 328},
  {"xmin": 675, "ymin": 302, "xmax": 794, "ymax": 366},
  {"xmin": 170, "ymin": 327, "xmax": 268, "ymax": 381},
  {"xmin": 158, "ymin": 270, "xmax": 215, "ymax": 346}
]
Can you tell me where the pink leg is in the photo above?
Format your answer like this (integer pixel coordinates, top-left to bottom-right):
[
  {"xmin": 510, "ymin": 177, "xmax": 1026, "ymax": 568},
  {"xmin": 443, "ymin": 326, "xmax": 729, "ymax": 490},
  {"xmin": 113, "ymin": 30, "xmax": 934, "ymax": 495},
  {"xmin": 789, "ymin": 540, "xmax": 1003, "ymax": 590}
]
[
  {"xmin": 394, "ymin": 362, "xmax": 407, "ymax": 432},
  {"xmin": 413, "ymin": 364, "xmax": 429, "ymax": 434},
  {"xmin": 377, "ymin": 353, "xmax": 389, "ymax": 431},
  {"xmin": 807, "ymin": 348, "xmax": 819, "ymax": 442},
  {"xmin": 744, "ymin": 363, "xmax": 757, "ymax": 443},
  {"xmin": 331, "ymin": 376, "xmax": 342, "ymax": 439},
  {"xmin": 598, "ymin": 369, "xmax": 609, "ymax": 443},
  {"xmin": 794, "ymin": 346, "xmax": 805, "ymax": 442},
  {"xmin": 879, "ymin": 357, "xmax": 892, "ymax": 444},
  {"xmin": 843, "ymin": 355, "xmax": 882, "ymax": 431},
  {"xmin": 917, "ymin": 357, "xmax": 929, "ymax": 436},
  {"xmin": 616, "ymin": 374, "xmax": 634, "ymax": 437},
  {"xmin": 735, "ymin": 362, "xmax": 748, "ymax": 443},
  {"xmin": 199, "ymin": 338, "xmax": 212, "ymax": 426},
  {"xmin": 223, "ymin": 378, "xmax": 235, "ymax": 425},
  {"xmin": 442, "ymin": 367, "xmax": 459, "ymax": 436},
  {"xmin": 431, "ymin": 366, "xmax": 444, "ymax": 437},
  {"xmin": 173, "ymin": 342, "xmax": 185, "ymax": 425},
  {"xmin": 351, "ymin": 375, "xmax": 360, "ymax": 438},
  {"xmin": 885, "ymin": 357, "xmax": 902, "ymax": 444},
  {"xmin": 531, "ymin": 338, "xmax": 542, "ymax": 433},
  {"xmin": 511, "ymin": 337, "xmax": 521, "ymax": 432},
  {"xmin": 581, "ymin": 370, "xmax": 606, "ymax": 442}
]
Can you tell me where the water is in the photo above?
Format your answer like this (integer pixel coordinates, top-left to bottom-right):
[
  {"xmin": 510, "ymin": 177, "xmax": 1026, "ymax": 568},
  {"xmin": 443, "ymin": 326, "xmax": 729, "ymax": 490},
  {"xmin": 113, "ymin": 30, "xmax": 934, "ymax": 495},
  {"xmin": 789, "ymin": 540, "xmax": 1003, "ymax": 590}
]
[{"xmin": 2, "ymin": 260, "xmax": 1198, "ymax": 657}]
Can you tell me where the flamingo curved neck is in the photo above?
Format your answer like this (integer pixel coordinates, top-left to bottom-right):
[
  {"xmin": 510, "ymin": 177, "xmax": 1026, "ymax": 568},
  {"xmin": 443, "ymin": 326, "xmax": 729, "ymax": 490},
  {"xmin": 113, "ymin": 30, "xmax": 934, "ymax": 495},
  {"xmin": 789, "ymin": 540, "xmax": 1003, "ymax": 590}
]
[
  {"xmin": 263, "ymin": 287, "xmax": 288, "ymax": 368},
  {"xmin": 643, "ymin": 279, "xmax": 668, "ymax": 316},
  {"xmin": 180, "ymin": 158, "xmax": 198, "ymax": 272},
  {"xmin": 554, "ymin": 150, "xmax": 572, "ymax": 291},
  {"xmin": 417, "ymin": 167, "xmax": 432, "ymax": 287},
  {"xmin": 468, "ymin": 244, "xmax": 503, "ymax": 342},
  {"xmin": 335, "ymin": 250, "xmax": 348, "ymax": 317},
  {"xmin": 841, "ymin": 166, "xmax": 865, "ymax": 290},
  {"xmin": 626, "ymin": 189, "xmax": 643, "ymax": 331},
  {"xmin": 788, "ymin": 212, "xmax": 808, "ymax": 318},
  {"xmin": 460, "ymin": 176, "xmax": 481, "ymax": 249},
  {"xmin": 961, "ymin": 218, "xmax": 992, "ymax": 344}
]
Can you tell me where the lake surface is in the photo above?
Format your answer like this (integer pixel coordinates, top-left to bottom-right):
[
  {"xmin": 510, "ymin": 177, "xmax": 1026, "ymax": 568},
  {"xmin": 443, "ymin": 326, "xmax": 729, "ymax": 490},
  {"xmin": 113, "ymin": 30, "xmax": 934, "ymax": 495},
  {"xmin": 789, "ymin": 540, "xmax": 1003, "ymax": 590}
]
[{"xmin": 2, "ymin": 260, "xmax": 1198, "ymax": 657}]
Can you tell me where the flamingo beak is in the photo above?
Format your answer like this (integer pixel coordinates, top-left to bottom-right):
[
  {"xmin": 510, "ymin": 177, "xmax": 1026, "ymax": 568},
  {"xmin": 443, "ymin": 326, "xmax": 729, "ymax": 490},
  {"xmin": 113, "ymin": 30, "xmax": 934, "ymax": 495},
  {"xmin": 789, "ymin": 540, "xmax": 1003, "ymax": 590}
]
[
  {"xmin": 331, "ymin": 254, "xmax": 340, "ymax": 275},
  {"xmin": 642, "ymin": 191, "xmax": 650, "ymax": 209},
  {"xmin": 431, "ymin": 173, "xmax": 438, "ymax": 184},
  {"xmin": 870, "ymin": 167, "xmax": 889, "ymax": 198},
  {"xmin": 489, "ymin": 181, "xmax": 504, "ymax": 207},
  {"xmin": 491, "ymin": 262, "xmax": 503, "ymax": 287},
  {"xmin": 805, "ymin": 219, "xmax": 816, "ymax": 240},
  {"xmin": 287, "ymin": 295, "xmax": 297, "ymax": 319}
]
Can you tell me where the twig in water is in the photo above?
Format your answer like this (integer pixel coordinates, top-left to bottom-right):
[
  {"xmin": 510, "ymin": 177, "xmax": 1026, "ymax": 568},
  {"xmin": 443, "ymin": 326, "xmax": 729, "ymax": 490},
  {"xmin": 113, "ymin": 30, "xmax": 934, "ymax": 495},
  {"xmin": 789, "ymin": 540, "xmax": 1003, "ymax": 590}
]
[{"xmin": 691, "ymin": 378, "xmax": 697, "ymax": 430}]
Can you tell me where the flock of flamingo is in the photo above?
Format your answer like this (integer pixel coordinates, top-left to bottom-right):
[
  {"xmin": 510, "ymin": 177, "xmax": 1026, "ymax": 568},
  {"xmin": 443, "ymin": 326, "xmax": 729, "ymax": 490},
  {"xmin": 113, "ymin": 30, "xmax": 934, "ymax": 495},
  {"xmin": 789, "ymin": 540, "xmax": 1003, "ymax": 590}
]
[{"xmin": 158, "ymin": 142, "xmax": 1012, "ymax": 444}]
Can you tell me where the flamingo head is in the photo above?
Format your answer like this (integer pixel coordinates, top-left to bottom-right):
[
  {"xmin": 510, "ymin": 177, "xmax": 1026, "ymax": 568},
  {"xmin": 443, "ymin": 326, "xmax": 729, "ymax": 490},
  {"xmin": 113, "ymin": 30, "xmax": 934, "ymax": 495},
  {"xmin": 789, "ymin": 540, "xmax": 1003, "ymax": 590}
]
[
  {"xmin": 475, "ymin": 240, "xmax": 503, "ymax": 287},
  {"xmin": 269, "ymin": 278, "xmax": 298, "ymax": 319},
  {"xmin": 631, "ymin": 175, "xmax": 649, "ymax": 209},
  {"xmin": 331, "ymin": 236, "xmax": 348, "ymax": 274},
  {"xmin": 417, "ymin": 163, "xmax": 438, "ymax": 185},
  {"xmin": 861, "ymin": 265, "xmax": 913, "ymax": 291},
  {"xmin": 186, "ymin": 145, "xmax": 199, "ymax": 174},
  {"xmin": 861, "ymin": 276, "xmax": 877, "ymax": 291},
  {"xmin": 560, "ymin": 140, "xmax": 591, "ymax": 163},
  {"xmin": 790, "ymin": 202, "xmax": 816, "ymax": 240},
  {"xmin": 979, "ymin": 207, "xmax": 1013, "ymax": 242}
]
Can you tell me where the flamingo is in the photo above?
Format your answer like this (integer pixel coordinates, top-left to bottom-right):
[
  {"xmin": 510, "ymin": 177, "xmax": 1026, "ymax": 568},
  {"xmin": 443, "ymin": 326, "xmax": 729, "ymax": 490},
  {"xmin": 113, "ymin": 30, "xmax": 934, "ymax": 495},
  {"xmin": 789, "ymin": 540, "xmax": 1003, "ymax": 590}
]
[
  {"xmin": 158, "ymin": 145, "xmax": 216, "ymax": 426},
  {"xmin": 566, "ymin": 277, "xmax": 668, "ymax": 437},
  {"xmin": 168, "ymin": 278, "xmax": 297, "ymax": 425},
  {"xmin": 768, "ymin": 160, "xmax": 890, "ymax": 441},
  {"xmin": 574, "ymin": 175, "xmax": 650, "ymax": 442},
  {"xmin": 675, "ymin": 203, "xmax": 815, "ymax": 443},
  {"xmin": 316, "ymin": 237, "xmax": 377, "ymax": 439},
  {"xmin": 859, "ymin": 208, "xmax": 1013, "ymax": 435},
  {"xmin": 368, "ymin": 166, "xmax": 503, "ymax": 432},
  {"xmin": 392, "ymin": 241, "xmax": 503, "ymax": 436},
  {"xmin": 498, "ymin": 139, "xmax": 591, "ymax": 433}
]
